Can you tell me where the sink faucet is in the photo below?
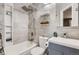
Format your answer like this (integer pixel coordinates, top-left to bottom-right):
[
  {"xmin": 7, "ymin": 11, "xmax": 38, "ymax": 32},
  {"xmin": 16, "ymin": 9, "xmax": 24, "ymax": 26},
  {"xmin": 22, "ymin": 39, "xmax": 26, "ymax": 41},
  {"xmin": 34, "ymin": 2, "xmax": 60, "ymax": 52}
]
[{"xmin": 53, "ymin": 32, "xmax": 58, "ymax": 37}]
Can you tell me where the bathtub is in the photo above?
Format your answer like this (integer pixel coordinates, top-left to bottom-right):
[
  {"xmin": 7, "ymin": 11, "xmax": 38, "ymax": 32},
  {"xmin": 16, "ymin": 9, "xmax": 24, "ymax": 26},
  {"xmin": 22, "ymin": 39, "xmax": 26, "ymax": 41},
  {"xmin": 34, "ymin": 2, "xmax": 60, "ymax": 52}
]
[{"xmin": 4, "ymin": 41, "xmax": 37, "ymax": 55}]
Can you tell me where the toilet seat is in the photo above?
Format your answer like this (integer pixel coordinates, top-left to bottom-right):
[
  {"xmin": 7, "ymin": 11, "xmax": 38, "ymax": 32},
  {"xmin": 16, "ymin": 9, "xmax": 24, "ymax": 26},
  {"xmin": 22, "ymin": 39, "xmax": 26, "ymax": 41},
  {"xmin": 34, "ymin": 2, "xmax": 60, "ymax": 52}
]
[{"xmin": 31, "ymin": 47, "xmax": 45, "ymax": 55}]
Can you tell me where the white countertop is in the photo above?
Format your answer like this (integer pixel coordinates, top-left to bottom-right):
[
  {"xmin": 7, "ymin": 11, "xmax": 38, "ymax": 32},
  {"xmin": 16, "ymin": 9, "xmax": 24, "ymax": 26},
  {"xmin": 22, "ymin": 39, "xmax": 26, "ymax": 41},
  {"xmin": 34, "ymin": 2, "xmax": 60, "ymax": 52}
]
[{"xmin": 48, "ymin": 37, "xmax": 79, "ymax": 49}]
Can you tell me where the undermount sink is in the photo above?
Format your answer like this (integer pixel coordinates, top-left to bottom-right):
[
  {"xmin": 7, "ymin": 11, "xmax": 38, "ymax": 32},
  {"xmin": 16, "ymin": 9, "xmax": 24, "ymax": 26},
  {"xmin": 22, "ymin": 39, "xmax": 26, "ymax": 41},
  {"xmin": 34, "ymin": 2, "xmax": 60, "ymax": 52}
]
[{"xmin": 48, "ymin": 36, "xmax": 79, "ymax": 50}]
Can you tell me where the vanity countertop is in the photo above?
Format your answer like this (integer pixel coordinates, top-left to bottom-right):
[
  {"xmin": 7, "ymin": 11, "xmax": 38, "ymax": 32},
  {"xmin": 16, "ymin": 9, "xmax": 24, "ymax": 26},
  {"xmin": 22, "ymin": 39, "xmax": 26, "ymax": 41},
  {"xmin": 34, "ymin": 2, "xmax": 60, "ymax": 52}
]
[{"xmin": 48, "ymin": 37, "xmax": 79, "ymax": 49}]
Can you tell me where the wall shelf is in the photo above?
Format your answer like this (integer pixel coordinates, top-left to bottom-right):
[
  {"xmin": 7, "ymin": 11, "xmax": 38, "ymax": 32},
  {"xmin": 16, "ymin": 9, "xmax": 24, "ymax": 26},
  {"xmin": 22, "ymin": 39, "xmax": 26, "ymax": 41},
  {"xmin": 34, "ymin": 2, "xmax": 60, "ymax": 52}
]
[{"xmin": 40, "ymin": 21, "xmax": 49, "ymax": 24}]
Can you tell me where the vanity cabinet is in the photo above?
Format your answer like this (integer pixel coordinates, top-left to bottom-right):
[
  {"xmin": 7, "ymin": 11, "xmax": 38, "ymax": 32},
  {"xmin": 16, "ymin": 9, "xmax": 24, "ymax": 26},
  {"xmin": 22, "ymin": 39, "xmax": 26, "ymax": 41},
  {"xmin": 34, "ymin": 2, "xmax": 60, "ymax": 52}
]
[{"xmin": 48, "ymin": 42, "xmax": 79, "ymax": 55}]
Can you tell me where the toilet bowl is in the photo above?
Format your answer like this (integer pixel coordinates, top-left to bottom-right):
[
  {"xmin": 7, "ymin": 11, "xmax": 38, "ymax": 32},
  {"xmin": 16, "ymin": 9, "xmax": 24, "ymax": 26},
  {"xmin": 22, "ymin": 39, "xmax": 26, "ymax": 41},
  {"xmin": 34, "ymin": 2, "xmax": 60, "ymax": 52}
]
[{"xmin": 31, "ymin": 36, "xmax": 48, "ymax": 55}]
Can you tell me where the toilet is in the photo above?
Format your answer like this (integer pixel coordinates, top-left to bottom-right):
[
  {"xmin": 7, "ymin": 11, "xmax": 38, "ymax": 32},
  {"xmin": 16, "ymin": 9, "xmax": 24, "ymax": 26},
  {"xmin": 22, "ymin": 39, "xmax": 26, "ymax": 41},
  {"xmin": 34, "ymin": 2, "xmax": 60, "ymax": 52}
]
[{"xmin": 31, "ymin": 36, "xmax": 48, "ymax": 55}]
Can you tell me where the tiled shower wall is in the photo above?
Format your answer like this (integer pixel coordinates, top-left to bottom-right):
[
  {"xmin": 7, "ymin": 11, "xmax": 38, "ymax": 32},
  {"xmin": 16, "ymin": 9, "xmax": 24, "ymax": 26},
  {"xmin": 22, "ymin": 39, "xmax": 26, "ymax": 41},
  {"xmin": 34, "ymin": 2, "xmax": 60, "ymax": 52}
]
[{"xmin": 13, "ymin": 9, "xmax": 29, "ymax": 44}]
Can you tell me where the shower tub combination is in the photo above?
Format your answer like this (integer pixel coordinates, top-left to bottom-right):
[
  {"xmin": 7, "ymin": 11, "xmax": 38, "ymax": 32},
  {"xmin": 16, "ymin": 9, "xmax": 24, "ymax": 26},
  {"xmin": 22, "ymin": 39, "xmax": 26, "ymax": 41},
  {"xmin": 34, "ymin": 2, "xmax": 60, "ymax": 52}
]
[{"xmin": 4, "ymin": 41, "xmax": 37, "ymax": 55}]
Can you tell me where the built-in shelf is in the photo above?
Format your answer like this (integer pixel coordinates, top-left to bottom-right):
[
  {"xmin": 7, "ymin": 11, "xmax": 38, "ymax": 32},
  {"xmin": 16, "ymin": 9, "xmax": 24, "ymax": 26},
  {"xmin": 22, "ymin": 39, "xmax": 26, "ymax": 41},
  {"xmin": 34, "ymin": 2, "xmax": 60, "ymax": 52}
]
[
  {"xmin": 40, "ymin": 21, "xmax": 49, "ymax": 24},
  {"xmin": 6, "ymin": 38, "xmax": 12, "ymax": 41}
]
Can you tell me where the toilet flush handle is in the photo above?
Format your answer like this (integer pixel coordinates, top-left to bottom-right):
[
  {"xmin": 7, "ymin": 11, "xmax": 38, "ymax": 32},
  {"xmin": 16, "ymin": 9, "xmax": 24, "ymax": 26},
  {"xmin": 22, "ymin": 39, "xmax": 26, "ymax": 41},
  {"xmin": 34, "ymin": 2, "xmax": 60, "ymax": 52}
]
[{"xmin": 45, "ymin": 42, "xmax": 49, "ymax": 48}]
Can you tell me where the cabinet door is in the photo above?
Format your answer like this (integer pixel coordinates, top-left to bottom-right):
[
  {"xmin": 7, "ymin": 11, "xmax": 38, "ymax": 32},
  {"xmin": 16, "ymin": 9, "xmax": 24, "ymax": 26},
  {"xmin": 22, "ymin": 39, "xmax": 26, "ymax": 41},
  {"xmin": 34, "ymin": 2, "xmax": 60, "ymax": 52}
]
[
  {"xmin": 48, "ymin": 42, "xmax": 79, "ymax": 55},
  {"xmin": 48, "ymin": 42, "xmax": 63, "ymax": 55},
  {"xmin": 64, "ymin": 47, "xmax": 79, "ymax": 55},
  {"xmin": 48, "ymin": 49, "xmax": 63, "ymax": 55}
]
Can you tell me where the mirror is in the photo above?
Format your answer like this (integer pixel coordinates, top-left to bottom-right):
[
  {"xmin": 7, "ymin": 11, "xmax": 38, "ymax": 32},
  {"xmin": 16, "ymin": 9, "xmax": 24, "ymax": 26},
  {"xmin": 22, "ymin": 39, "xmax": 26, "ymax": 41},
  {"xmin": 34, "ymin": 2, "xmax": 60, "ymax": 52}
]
[{"xmin": 63, "ymin": 7, "xmax": 72, "ymax": 27}]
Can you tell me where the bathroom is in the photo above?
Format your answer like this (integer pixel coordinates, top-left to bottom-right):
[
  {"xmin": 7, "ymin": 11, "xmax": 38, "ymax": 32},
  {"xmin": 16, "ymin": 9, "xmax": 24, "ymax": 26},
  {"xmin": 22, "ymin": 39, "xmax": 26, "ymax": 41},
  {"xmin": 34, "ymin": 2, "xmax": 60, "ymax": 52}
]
[{"xmin": 0, "ymin": 3, "xmax": 79, "ymax": 55}]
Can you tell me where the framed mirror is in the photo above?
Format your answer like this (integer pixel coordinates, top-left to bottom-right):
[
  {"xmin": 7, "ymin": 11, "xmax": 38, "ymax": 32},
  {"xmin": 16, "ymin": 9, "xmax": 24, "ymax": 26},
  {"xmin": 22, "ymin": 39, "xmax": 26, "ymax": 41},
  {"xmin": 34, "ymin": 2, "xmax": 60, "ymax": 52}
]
[
  {"xmin": 60, "ymin": 4, "xmax": 72, "ymax": 27},
  {"xmin": 63, "ymin": 7, "xmax": 72, "ymax": 27}
]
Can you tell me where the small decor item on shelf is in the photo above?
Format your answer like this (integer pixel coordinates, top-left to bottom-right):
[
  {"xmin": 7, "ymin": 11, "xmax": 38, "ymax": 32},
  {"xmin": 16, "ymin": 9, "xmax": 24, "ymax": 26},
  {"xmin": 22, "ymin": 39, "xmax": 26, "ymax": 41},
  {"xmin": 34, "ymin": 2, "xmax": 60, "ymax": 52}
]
[{"xmin": 53, "ymin": 32, "xmax": 58, "ymax": 37}]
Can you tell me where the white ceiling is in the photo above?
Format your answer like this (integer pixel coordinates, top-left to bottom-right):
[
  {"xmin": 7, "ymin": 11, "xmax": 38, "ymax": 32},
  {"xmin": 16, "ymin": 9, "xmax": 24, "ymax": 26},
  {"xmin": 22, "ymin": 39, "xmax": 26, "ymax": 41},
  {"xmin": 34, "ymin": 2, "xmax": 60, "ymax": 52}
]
[
  {"xmin": 13, "ymin": 3, "xmax": 51, "ymax": 12},
  {"xmin": 13, "ymin": 3, "xmax": 31, "ymax": 12}
]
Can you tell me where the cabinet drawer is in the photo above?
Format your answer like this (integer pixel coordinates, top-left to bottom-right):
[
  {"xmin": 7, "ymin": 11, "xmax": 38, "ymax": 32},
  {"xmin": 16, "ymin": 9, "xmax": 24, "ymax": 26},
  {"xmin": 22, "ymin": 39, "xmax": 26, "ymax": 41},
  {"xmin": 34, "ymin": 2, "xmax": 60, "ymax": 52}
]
[
  {"xmin": 49, "ymin": 42, "xmax": 66, "ymax": 52},
  {"xmin": 64, "ymin": 47, "xmax": 79, "ymax": 55}
]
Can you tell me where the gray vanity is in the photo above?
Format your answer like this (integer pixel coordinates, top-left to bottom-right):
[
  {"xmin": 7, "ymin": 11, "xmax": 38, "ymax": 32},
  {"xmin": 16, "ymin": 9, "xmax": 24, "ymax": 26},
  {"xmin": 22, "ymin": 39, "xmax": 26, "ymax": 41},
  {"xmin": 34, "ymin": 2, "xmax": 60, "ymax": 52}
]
[{"xmin": 48, "ymin": 37, "xmax": 79, "ymax": 55}]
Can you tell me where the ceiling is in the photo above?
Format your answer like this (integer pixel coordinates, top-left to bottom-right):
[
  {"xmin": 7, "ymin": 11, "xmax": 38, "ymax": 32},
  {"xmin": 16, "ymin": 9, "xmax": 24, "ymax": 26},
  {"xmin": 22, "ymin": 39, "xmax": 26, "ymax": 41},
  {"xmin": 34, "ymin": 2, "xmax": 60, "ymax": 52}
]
[{"xmin": 13, "ymin": 3, "xmax": 53, "ymax": 12}]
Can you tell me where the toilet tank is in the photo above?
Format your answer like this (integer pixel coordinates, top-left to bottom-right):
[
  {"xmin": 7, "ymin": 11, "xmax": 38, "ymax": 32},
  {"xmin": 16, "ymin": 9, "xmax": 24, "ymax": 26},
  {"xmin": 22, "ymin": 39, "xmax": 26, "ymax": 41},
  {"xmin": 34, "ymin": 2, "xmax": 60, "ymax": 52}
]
[{"xmin": 39, "ymin": 36, "xmax": 48, "ymax": 49}]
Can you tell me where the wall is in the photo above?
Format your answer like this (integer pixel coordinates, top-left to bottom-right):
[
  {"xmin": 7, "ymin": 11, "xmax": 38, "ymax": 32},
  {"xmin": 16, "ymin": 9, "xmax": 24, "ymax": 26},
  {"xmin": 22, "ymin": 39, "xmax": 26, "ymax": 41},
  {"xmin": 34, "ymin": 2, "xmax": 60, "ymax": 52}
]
[
  {"xmin": 72, "ymin": 4, "xmax": 78, "ymax": 26},
  {"xmin": 37, "ymin": 4, "xmax": 72, "ymax": 37},
  {"xmin": 35, "ymin": 4, "xmax": 57, "ymax": 37},
  {"xmin": 0, "ymin": 4, "xmax": 3, "ymax": 48},
  {"xmin": 56, "ymin": 27, "xmax": 79, "ymax": 39},
  {"xmin": 30, "ymin": 11, "xmax": 40, "ymax": 43},
  {"xmin": 36, "ymin": 3, "xmax": 79, "ymax": 40},
  {"xmin": 0, "ymin": 4, "xmax": 3, "ymax": 29},
  {"xmin": 13, "ymin": 9, "xmax": 29, "ymax": 44},
  {"xmin": 56, "ymin": 3, "xmax": 79, "ymax": 39},
  {"xmin": 3, "ymin": 4, "xmax": 29, "ymax": 45},
  {"xmin": 28, "ymin": 11, "xmax": 37, "ymax": 42}
]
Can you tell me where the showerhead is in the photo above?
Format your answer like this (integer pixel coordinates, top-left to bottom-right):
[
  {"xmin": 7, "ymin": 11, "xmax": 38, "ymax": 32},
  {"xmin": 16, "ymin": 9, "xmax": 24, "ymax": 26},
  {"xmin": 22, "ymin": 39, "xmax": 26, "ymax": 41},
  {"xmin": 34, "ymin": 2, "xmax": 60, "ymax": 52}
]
[{"xmin": 22, "ymin": 5, "xmax": 33, "ymax": 12}]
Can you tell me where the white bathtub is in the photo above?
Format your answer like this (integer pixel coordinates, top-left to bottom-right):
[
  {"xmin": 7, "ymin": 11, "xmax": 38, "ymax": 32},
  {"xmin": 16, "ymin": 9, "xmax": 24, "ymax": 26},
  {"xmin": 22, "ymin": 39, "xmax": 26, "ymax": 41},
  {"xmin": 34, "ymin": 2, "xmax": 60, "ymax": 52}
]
[{"xmin": 4, "ymin": 41, "xmax": 37, "ymax": 55}]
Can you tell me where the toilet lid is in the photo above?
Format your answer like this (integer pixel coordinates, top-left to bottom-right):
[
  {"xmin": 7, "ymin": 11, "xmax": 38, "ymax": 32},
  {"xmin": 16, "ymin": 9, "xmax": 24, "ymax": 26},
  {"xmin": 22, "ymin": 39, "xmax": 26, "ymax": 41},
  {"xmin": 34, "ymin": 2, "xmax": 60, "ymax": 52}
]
[{"xmin": 31, "ymin": 47, "xmax": 45, "ymax": 55}]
